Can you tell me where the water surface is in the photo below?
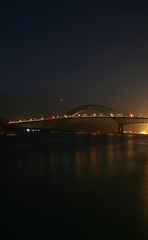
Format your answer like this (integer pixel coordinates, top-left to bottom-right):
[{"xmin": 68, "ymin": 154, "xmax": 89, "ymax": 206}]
[{"xmin": 1, "ymin": 132, "xmax": 148, "ymax": 239}]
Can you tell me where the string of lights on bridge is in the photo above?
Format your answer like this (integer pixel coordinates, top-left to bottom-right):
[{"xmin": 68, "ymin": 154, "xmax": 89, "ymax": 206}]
[{"xmin": 9, "ymin": 112, "xmax": 137, "ymax": 125}]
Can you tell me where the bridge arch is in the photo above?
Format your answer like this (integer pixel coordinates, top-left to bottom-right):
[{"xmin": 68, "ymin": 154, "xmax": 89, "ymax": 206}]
[{"xmin": 66, "ymin": 104, "xmax": 122, "ymax": 117}]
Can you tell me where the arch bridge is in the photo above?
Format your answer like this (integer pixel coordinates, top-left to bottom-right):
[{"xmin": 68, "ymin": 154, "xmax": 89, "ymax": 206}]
[
  {"xmin": 66, "ymin": 105, "xmax": 148, "ymax": 133},
  {"xmin": 8, "ymin": 104, "xmax": 148, "ymax": 133}
]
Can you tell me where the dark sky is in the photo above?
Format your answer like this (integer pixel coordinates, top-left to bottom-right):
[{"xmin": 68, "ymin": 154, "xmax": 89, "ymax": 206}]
[{"xmin": 1, "ymin": 0, "xmax": 148, "ymax": 119}]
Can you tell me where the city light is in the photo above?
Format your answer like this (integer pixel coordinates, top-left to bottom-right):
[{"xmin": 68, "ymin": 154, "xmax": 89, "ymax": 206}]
[{"xmin": 140, "ymin": 130, "xmax": 147, "ymax": 134}]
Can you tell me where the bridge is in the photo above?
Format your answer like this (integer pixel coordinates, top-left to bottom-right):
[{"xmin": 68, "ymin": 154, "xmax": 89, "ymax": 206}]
[{"xmin": 8, "ymin": 104, "xmax": 148, "ymax": 133}]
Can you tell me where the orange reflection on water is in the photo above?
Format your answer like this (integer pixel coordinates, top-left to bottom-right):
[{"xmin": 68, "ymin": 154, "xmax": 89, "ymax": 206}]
[
  {"xmin": 126, "ymin": 138, "xmax": 134, "ymax": 157},
  {"xmin": 106, "ymin": 145, "xmax": 114, "ymax": 169},
  {"xmin": 140, "ymin": 160, "xmax": 148, "ymax": 228},
  {"xmin": 125, "ymin": 137, "xmax": 135, "ymax": 171}
]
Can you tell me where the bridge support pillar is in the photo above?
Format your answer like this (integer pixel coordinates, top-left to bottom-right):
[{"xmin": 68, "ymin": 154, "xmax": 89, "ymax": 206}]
[{"xmin": 118, "ymin": 124, "xmax": 123, "ymax": 134}]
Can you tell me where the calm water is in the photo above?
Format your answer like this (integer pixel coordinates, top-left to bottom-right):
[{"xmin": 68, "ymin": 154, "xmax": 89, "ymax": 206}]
[{"xmin": 1, "ymin": 132, "xmax": 148, "ymax": 239}]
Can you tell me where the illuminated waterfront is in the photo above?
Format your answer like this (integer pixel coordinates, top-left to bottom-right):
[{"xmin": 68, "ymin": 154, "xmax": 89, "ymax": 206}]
[{"xmin": 1, "ymin": 132, "xmax": 148, "ymax": 239}]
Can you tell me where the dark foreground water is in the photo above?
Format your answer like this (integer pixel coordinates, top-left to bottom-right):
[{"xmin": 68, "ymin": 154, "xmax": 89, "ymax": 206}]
[{"xmin": 1, "ymin": 132, "xmax": 148, "ymax": 239}]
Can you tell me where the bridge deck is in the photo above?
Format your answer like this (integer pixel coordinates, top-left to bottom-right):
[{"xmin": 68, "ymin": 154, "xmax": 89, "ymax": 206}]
[{"xmin": 9, "ymin": 116, "xmax": 148, "ymax": 125}]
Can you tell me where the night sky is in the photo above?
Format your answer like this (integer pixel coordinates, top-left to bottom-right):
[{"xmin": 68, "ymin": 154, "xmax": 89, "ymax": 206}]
[{"xmin": 1, "ymin": 0, "xmax": 148, "ymax": 119}]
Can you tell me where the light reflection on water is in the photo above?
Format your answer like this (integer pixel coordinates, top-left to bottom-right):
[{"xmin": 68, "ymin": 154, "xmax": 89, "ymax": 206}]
[{"xmin": 1, "ymin": 133, "xmax": 148, "ymax": 239}]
